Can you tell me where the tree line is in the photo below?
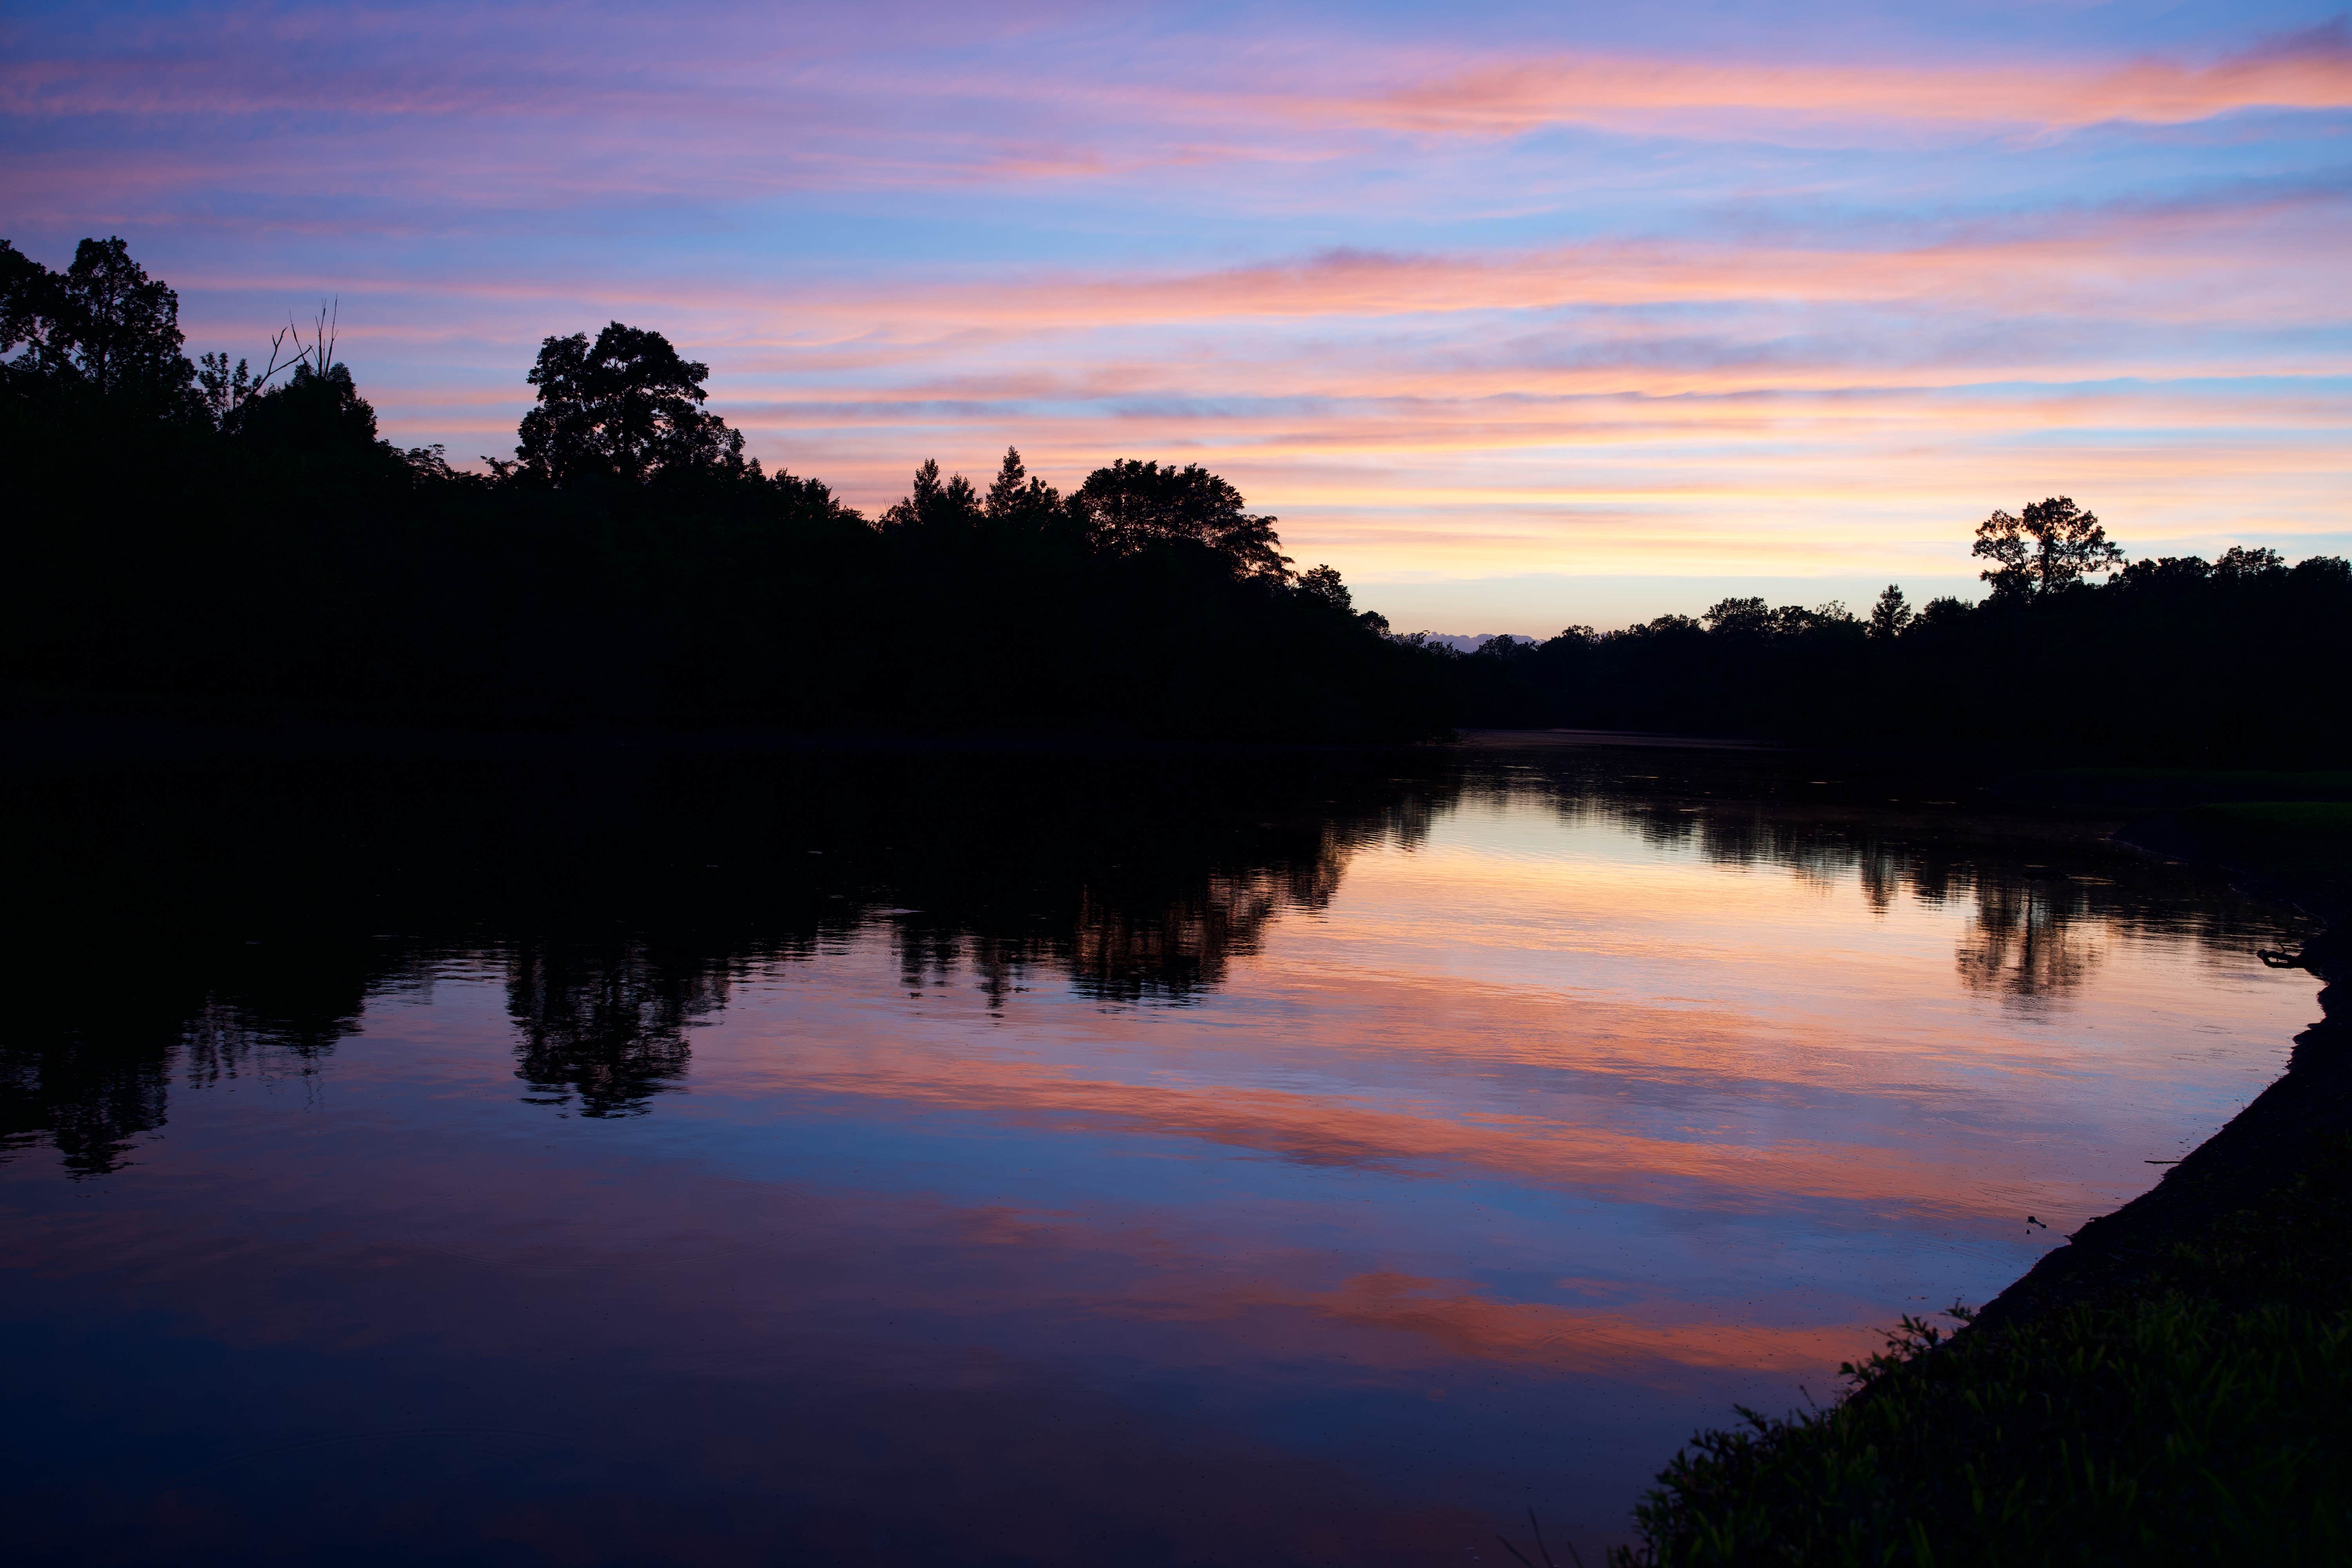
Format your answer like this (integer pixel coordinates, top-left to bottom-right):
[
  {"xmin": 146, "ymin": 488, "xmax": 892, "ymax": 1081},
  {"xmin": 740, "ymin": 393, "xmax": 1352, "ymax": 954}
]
[
  {"xmin": 6, "ymin": 236, "xmax": 2345, "ymax": 760},
  {"xmin": 1437, "ymin": 498, "xmax": 2351, "ymax": 764},
  {"xmin": 1, "ymin": 238, "xmax": 1441, "ymax": 740}
]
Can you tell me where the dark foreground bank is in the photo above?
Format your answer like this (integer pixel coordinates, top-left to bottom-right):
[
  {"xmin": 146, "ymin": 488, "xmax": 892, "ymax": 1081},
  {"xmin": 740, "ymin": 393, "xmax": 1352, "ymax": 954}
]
[{"xmin": 1609, "ymin": 788, "xmax": 2352, "ymax": 1566}]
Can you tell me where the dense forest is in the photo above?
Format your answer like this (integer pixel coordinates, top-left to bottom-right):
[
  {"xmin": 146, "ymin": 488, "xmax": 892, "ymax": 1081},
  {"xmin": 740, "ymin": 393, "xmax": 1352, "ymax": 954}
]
[
  {"xmin": 1, "ymin": 238, "xmax": 1441, "ymax": 741},
  {"xmin": 5, "ymin": 236, "xmax": 2347, "ymax": 760},
  {"xmin": 1438, "ymin": 520, "xmax": 2352, "ymax": 762}
]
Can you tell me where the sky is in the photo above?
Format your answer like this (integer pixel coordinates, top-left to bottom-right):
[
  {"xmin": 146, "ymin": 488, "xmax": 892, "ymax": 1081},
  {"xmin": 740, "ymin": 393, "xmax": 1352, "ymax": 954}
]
[{"xmin": 5, "ymin": 1, "xmax": 2349, "ymax": 631}]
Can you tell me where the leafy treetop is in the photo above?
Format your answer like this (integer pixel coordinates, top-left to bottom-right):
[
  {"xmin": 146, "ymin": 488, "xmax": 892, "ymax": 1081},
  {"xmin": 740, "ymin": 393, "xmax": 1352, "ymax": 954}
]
[
  {"xmin": 0, "ymin": 236, "xmax": 199, "ymax": 414},
  {"xmin": 1973, "ymin": 496, "xmax": 2125, "ymax": 597},
  {"xmin": 514, "ymin": 321, "xmax": 744, "ymax": 486},
  {"xmin": 1069, "ymin": 459, "xmax": 1293, "ymax": 580}
]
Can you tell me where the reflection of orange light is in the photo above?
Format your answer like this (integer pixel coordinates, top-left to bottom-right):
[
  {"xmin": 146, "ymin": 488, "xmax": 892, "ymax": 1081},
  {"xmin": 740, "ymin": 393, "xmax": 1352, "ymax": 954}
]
[
  {"xmin": 42, "ymin": 1131, "xmax": 1878, "ymax": 1396},
  {"xmin": 724, "ymin": 1025, "xmax": 2009, "ymax": 1222},
  {"xmin": 701, "ymin": 809, "xmax": 2287, "ymax": 1238},
  {"xmin": 1286, "ymin": 1272, "xmax": 1867, "ymax": 1376}
]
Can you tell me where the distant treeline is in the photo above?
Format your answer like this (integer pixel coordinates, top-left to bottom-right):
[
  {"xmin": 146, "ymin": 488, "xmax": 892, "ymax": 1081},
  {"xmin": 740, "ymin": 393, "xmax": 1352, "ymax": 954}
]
[
  {"xmin": 6, "ymin": 236, "xmax": 2346, "ymax": 759},
  {"xmin": 1, "ymin": 238, "xmax": 1443, "ymax": 740},
  {"xmin": 1437, "ymin": 522, "xmax": 2352, "ymax": 762}
]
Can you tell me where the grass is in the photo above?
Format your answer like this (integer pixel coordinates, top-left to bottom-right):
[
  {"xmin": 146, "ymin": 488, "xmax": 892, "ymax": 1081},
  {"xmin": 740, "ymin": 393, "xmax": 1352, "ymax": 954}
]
[{"xmin": 1608, "ymin": 1146, "xmax": 2352, "ymax": 1566}]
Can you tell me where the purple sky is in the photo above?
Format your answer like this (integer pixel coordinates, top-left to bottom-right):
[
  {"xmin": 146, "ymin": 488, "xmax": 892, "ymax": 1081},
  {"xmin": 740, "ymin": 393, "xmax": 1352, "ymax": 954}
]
[{"xmin": 6, "ymin": 1, "xmax": 2349, "ymax": 629}]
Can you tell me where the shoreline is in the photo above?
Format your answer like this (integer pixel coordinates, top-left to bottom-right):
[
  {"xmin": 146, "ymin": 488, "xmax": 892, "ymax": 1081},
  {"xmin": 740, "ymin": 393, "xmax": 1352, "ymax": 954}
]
[
  {"xmin": 1975, "ymin": 813, "xmax": 2347, "ymax": 1332},
  {"xmin": 1609, "ymin": 787, "xmax": 2352, "ymax": 1563}
]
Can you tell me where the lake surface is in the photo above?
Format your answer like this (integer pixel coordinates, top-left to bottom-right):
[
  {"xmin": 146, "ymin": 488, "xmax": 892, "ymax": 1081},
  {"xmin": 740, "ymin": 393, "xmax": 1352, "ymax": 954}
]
[{"xmin": 0, "ymin": 741, "xmax": 2321, "ymax": 1565}]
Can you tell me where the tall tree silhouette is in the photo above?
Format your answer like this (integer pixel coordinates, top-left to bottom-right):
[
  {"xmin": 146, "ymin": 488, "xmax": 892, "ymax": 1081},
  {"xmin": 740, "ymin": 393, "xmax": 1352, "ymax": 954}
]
[
  {"xmin": 1973, "ymin": 497, "xmax": 2124, "ymax": 598},
  {"xmin": 513, "ymin": 321, "xmax": 743, "ymax": 485},
  {"xmin": 983, "ymin": 446, "xmax": 1061, "ymax": 526},
  {"xmin": 1867, "ymin": 584, "xmax": 1912, "ymax": 639}
]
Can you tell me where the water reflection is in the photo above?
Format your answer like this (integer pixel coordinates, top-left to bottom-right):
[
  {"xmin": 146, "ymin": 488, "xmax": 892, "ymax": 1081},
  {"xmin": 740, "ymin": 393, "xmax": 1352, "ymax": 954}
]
[
  {"xmin": 504, "ymin": 941, "xmax": 713, "ymax": 1116},
  {"xmin": 1482, "ymin": 764, "xmax": 2287, "ymax": 1011},
  {"xmin": 1956, "ymin": 880, "xmax": 2102, "ymax": 1000},
  {"xmin": 0, "ymin": 748, "xmax": 2303, "ymax": 1176},
  {"xmin": 0, "ymin": 741, "xmax": 2320, "ymax": 1563},
  {"xmin": 1, "ymin": 751, "xmax": 1460, "ymax": 1169}
]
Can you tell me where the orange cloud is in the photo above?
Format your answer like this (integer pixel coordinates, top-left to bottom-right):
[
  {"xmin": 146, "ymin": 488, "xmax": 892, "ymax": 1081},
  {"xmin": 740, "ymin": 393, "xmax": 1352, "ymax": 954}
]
[{"xmin": 1297, "ymin": 31, "xmax": 2352, "ymax": 136}]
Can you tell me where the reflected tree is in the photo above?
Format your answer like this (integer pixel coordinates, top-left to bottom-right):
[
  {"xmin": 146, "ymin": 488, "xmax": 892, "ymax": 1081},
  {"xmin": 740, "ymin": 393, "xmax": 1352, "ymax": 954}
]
[
  {"xmin": 1490, "ymin": 755, "xmax": 2305, "ymax": 1008},
  {"xmin": 1, "ymin": 1027, "xmax": 171, "ymax": 1179},
  {"xmin": 505, "ymin": 943, "xmax": 724, "ymax": 1117},
  {"xmin": 1956, "ymin": 880, "xmax": 2102, "ymax": 1002},
  {"xmin": 10, "ymin": 747, "xmax": 2307, "ymax": 1181}
]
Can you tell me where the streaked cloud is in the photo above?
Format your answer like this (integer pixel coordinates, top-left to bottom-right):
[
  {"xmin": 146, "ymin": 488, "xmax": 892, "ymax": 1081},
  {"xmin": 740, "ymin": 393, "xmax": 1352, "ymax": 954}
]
[
  {"xmin": 5, "ymin": 1, "xmax": 2348, "ymax": 625},
  {"xmin": 1323, "ymin": 25, "xmax": 2352, "ymax": 137}
]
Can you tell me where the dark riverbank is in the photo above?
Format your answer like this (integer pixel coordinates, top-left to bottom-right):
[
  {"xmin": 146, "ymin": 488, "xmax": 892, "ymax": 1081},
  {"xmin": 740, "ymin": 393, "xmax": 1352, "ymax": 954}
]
[
  {"xmin": 1610, "ymin": 780, "xmax": 2352, "ymax": 1565},
  {"xmin": 1974, "ymin": 801, "xmax": 2350, "ymax": 1330}
]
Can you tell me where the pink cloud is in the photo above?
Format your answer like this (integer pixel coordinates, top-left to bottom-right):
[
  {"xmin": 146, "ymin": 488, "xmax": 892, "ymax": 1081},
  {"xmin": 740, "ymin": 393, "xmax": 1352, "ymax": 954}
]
[
  {"xmin": 9, "ymin": 24, "xmax": 2348, "ymax": 196},
  {"xmin": 1317, "ymin": 29, "xmax": 2352, "ymax": 137}
]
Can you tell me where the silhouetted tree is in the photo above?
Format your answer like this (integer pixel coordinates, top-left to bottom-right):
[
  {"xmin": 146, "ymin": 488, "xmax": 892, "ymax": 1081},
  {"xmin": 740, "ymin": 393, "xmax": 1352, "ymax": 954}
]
[
  {"xmin": 0, "ymin": 236, "xmax": 198, "ymax": 414},
  {"xmin": 2114, "ymin": 555, "xmax": 2213, "ymax": 592},
  {"xmin": 1911, "ymin": 595, "xmax": 1971, "ymax": 634},
  {"xmin": 512, "ymin": 321, "xmax": 744, "ymax": 485},
  {"xmin": 1973, "ymin": 496, "xmax": 2124, "ymax": 598},
  {"xmin": 881, "ymin": 457, "xmax": 982, "ymax": 532},
  {"xmin": 0, "ymin": 240, "xmax": 48, "ymax": 358},
  {"xmin": 236, "ymin": 361, "xmax": 381, "ymax": 455},
  {"xmin": 2213, "ymin": 544, "xmax": 2286, "ymax": 581},
  {"xmin": 1703, "ymin": 597, "xmax": 1773, "ymax": 638},
  {"xmin": 1071, "ymin": 459, "xmax": 1292, "ymax": 579},
  {"xmin": 1299, "ymin": 563, "xmax": 1352, "ymax": 613},
  {"xmin": 983, "ymin": 446, "xmax": 1061, "ymax": 526},
  {"xmin": 199, "ymin": 301, "xmax": 343, "ymax": 430},
  {"xmin": 1867, "ymin": 584, "xmax": 1913, "ymax": 639}
]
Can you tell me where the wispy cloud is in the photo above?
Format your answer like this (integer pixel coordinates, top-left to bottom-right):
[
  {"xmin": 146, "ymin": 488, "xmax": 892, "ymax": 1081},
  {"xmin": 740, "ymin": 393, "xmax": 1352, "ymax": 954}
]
[
  {"xmin": 6, "ymin": 2, "xmax": 2349, "ymax": 619},
  {"xmin": 1316, "ymin": 24, "xmax": 2352, "ymax": 137}
]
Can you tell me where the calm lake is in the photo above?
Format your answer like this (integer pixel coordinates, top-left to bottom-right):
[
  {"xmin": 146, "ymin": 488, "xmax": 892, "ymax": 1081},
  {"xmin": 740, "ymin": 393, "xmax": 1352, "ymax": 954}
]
[{"xmin": 1, "ymin": 739, "xmax": 2321, "ymax": 1565}]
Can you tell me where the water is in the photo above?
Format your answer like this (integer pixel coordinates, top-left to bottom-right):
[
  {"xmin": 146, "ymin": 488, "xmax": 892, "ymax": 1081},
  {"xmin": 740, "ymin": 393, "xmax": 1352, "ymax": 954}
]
[{"xmin": 0, "ymin": 742, "xmax": 2320, "ymax": 1565}]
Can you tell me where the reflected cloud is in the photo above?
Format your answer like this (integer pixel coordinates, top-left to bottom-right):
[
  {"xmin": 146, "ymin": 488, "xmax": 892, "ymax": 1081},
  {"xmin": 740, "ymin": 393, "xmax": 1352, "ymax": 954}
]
[
  {"xmin": 1, "ymin": 742, "xmax": 2317, "ymax": 1559},
  {"xmin": 0, "ymin": 747, "xmax": 2306, "ymax": 1176},
  {"xmin": 1289, "ymin": 1272, "xmax": 1866, "ymax": 1379}
]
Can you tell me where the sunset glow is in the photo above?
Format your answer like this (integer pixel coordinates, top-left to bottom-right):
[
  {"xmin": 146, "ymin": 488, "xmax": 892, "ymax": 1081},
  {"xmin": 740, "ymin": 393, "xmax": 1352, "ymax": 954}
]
[{"xmin": 5, "ymin": 1, "xmax": 2347, "ymax": 627}]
